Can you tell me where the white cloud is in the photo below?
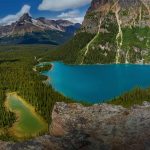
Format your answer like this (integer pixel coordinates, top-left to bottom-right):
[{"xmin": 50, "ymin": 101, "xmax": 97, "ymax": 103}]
[
  {"xmin": 58, "ymin": 10, "xmax": 80, "ymax": 18},
  {"xmin": 0, "ymin": 5, "xmax": 31, "ymax": 26},
  {"xmin": 57, "ymin": 10, "xmax": 84, "ymax": 23},
  {"xmin": 38, "ymin": 0, "xmax": 92, "ymax": 11}
]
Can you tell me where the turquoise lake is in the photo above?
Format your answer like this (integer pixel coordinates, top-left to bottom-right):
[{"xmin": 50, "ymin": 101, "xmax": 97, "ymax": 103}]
[{"xmin": 42, "ymin": 62, "xmax": 150, "ymax": 103}]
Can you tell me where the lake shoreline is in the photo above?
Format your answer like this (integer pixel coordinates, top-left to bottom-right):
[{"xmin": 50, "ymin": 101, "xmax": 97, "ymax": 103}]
[
  {"xmin": 4, "ymin": 92, "xmax": 48, "ymax": 140},
  {"xmin": 39, "ymin": 62, "xmax": 150, "ymax": 104}
]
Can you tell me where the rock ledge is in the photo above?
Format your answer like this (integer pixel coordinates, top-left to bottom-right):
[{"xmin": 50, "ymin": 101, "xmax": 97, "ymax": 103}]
[{"xmin": 1, "ymin": 102, "xmax": 150, "ymax": 150}]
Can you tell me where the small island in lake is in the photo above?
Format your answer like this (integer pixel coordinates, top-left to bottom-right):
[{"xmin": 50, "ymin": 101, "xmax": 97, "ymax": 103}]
[{"xmin": 36, "ymin": 64, "xmax": 52, "ymax": 72}]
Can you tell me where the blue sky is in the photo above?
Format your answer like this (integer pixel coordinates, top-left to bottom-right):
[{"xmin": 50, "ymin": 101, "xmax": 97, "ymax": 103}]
[{"xmin": 0, "ymin": 0, "xmax": 92, "ymax": 25}]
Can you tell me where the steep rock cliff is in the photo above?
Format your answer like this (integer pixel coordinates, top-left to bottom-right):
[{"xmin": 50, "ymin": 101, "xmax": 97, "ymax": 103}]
[{"xmin": 76, "ymin": 0, "xmax": 150, "ymax": 64}]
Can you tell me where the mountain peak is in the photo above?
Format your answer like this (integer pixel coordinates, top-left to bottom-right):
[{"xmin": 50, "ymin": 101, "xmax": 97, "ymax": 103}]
[
  {"xmin": 0, "ymin": 12, "xmax": 81, "ymax": 44},
  {"xmin": 18, "ymin": 13, "xmax": 32, "ymax": 23},
  {"xmin": 75, "ymin": 0, "xmax": 150, "ymax": 64}
]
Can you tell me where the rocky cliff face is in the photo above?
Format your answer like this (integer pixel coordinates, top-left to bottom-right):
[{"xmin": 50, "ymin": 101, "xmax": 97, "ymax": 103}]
[
  {"xmin": 76, "ymin": 0, "xmax": 150, "ymax": 64},
  {"xmin": 1, "ymin": 102, "xmax": 150, "ymax": 150},
  {"xmin": 82, "ymin": 0, "xmax": 150, "ymax": 33}
]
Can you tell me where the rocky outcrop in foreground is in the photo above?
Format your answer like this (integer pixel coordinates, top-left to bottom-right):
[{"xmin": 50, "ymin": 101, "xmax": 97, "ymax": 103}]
[{"xmin": 1, "ymin": 102, "xmax": 150, "ymax": 150}]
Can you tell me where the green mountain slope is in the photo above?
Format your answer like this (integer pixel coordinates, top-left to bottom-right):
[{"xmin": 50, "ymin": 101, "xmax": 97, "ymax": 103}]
[{"xmin": 56, "ymin": 0, "xmax": 150, "ymax": 64}]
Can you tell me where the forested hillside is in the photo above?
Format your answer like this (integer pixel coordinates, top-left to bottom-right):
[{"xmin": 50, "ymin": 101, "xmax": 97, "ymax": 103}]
[
  {"xmin": 0, "ymin": 45, "xmax": 73, "ymax": 140},
  {"xmin": 42, "ymin": 32, "xmax": 95, "ymax": 64},
  {"xmin": 109, "ymin": 88, "xmax": 150, "ymax": 107}
]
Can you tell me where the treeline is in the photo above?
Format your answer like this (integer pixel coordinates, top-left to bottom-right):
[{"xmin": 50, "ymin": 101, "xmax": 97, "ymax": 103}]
[{"xmin": 109, "ymin": 88, "xmax": 150, "ymax": 107}]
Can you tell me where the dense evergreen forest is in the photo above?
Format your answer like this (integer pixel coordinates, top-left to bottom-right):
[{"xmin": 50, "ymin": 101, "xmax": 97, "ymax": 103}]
[
  {"xmin": 109, "ymin": 88, "xmax": 150, "ymax": 107},
  {"xmin": 0, "ymin": 45, "xmax": 73, "ymax": 140}
]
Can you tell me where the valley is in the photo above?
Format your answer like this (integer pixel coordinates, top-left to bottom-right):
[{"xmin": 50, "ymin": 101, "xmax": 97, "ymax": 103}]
[
  {"xmin": 0, "ymin": 43, "xmax": 150, "ymax": 141},
  {"xmin": 0, "ymin": 0, "xmax": 150, "ymax": 149}
]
